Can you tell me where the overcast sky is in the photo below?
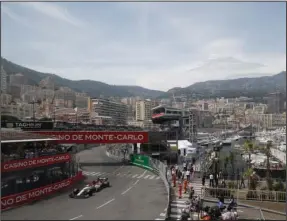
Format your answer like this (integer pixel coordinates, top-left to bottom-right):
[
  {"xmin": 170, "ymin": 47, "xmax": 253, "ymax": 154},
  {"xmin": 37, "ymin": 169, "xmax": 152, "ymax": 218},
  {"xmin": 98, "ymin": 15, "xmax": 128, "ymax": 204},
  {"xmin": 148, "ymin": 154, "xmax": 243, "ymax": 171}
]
[{"xmin": 1, "ymin": 2, "xmax": 286, "ymax": 91}]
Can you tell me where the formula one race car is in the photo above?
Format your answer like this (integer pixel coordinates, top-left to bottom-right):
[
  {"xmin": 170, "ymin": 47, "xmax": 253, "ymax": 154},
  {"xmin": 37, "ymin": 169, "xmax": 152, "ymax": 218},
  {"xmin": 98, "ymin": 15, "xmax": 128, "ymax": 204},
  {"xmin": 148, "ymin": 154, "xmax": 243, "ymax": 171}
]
[
  {"xmin": 69, "ymin": 186, "xmax": 94, "ymax": 198},
  {"xmin": 98, "ymin": 178, "xmax": 110, "ymax": 188}
]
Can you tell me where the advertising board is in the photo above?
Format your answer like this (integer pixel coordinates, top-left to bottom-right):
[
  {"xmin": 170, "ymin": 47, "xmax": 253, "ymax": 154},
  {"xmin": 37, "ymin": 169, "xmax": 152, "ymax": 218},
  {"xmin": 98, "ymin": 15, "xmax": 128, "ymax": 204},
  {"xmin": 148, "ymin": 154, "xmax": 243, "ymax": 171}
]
[
  {"xmin": 1, "ymin": 153, "xmax": 71, "ymax": 172},
  {"xmin": 1, "ymin": 121, "xmax": 54, "ymax": 130},
  {"xmin": 1, "ymin": 172, "xmax": 83, "ymax": 210},
  {"xmin": 32, "ymin": 131, "xmax": 149, "ymax": 144}
]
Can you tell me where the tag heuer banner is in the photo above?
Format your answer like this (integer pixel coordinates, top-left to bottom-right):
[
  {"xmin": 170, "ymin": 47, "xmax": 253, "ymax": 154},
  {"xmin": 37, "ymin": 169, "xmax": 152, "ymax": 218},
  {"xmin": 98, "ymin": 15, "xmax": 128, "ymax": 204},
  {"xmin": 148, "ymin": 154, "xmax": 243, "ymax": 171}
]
[{"xmin": 1, "ymin": 121, "xmax": 54, "ymax": 130}]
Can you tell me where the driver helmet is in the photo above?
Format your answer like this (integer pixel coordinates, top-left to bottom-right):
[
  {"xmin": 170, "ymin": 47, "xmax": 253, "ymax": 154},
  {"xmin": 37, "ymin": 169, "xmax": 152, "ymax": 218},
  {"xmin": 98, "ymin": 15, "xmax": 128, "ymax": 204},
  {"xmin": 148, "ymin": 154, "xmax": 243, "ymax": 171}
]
[
  {"xmin": 74, "ymin": 188, "xmax": 78, "ymax": 192},
  {"xmin": 233, "ymin": 212, "xmax": 238, "ymax": 217}
]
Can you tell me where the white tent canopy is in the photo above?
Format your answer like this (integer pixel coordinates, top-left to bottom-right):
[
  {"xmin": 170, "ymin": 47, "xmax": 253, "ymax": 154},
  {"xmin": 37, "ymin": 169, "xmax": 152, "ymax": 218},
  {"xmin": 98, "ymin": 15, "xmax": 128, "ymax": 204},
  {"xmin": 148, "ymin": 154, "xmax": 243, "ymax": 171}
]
[{"xmin": 168, "ymin": 140, "xmax": 197, "ymax": 156}]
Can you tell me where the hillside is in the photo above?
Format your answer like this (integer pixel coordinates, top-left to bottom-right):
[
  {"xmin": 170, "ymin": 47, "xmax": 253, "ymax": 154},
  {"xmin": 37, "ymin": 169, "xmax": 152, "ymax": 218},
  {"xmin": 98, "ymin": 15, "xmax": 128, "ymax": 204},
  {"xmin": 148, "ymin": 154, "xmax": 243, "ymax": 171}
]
[
  {"xmin": 1, "ymin": 58, "xmax": 165, "ymax": 98},
  {"xmin": 167, "ymin": 71, "xmax": 286, "ymax": 99}
]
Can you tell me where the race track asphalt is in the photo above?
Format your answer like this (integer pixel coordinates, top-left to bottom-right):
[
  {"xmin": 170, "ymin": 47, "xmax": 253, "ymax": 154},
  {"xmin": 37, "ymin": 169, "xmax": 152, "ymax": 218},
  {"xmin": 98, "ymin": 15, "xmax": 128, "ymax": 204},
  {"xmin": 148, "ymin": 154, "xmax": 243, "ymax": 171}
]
[{"xmin": 1, "ymin": 146, "xmax": 167, "ymax": 220}]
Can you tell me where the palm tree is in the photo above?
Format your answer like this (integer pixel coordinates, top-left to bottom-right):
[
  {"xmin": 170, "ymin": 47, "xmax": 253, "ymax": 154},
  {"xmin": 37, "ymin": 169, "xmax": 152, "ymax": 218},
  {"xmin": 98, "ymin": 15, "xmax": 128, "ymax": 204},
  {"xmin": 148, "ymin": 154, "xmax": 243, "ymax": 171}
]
[
  {"xmin": 261, "ymin": 141, "xmax": 272, "ymax": 190},
  {"xmin": 243, "ymin": 140, "xmax": 257, "ymax": 186},
  {"xmin": 244, "ymin": 168, "xmax": 258, "ymax": 190},
  {"xmin": 229, "ymin": 151, "xmax": 235, "ymax": 179}
]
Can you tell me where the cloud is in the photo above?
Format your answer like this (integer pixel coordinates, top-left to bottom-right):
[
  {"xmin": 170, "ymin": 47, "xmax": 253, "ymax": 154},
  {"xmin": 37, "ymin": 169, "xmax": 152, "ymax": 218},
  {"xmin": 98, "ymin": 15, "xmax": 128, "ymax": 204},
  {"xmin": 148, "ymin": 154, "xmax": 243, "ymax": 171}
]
[
  {"xmin": 1, "ymin": 2, "xmax": 286, "ymax": 92},
  {"xmin": 20, "ymin": 2, "xmax": 85, "ymax": 27}
]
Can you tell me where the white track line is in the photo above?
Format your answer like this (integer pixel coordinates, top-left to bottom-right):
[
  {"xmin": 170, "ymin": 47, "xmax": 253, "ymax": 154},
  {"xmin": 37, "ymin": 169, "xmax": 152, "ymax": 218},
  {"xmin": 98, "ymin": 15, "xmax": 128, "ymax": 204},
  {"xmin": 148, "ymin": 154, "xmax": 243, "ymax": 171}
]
[
  {"xmin": 69, "ymin": 215, "xmax": 83, "ymax": 220},
  {"xmin": 137, "ymin": 170, "xmax": 147, "ymax": 178},
  {"xmin": 96, "ymin": 199, "xmax": 115, "ymax": 209},
  {"xmin": 133, "ymin": 180, "xmax": 139, "ymax": 185},
  {"xmin": 121, "ymin": 186, "xmax": 134, "ymax": 195},
  {"xmin": 132, "ymin": 174, "xmax": 138, "ymax": 178}
]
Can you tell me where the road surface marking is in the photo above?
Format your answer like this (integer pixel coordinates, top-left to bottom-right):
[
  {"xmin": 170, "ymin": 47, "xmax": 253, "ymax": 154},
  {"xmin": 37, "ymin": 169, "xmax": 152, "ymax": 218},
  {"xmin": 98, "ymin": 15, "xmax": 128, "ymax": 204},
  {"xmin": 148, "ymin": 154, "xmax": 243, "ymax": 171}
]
[
  {"xmin": 133, "ymin": 179, "xmax": 139, "ymax": 185},
  {"xmin": 137, "ymin": 170, "xmax": 147, "ymax": 178},
  {"xmin": 155, "ymin": 219, "xmax": 164, "ymax": 220},
  {"xmin": 93, "ymin": 172, "xmax": 101, "ymax": 176},
  {"xmin": 160, "ymin": 213, "xmax": 166, "ymax": 216},
  {"xmin": 112, "ymin": 165, "xmax": 124, "ymax": 174},
  {"xmin": 69, "ymin": 215, "xmax": 83, "ymax": 220},
  {"xmin": 121, "ymin": 173, "xmax": 127, "ymax": 177},
  {"xmin": 149, "ymin": 175, "xmax": 155, "ymax": 179},
  {"xmin": 116, "ymin": 173, "xmax": 121, "ymax": 176},
  {"xmin": 238, "ymin": 210, "xmax": 243, "ymax": 213},
  {"xmin": 96, "ymin": 198, "xmax": 115, "ymax": 209},
  {"xmin": 156, "ymin": 177, "xmax": 161, "ymax": 179},
  {"xmin": 132, "ymin": 174, "xmax": 138, "ymax": 178},
  {"xmin": 144, "ymin": 175, "xmax": 150, "ymax": 179},
  {"xmin": 121, "ymin": 186, "xmax": 134, "ymax": 195}
]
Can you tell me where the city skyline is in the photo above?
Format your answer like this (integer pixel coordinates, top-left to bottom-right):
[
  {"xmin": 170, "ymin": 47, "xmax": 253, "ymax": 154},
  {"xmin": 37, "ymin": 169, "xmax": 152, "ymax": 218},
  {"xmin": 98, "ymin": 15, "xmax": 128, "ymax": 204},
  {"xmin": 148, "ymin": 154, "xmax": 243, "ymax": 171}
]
[{"xmin": 2, "ymin": 2, "xmax": 286, "ymax": 91}]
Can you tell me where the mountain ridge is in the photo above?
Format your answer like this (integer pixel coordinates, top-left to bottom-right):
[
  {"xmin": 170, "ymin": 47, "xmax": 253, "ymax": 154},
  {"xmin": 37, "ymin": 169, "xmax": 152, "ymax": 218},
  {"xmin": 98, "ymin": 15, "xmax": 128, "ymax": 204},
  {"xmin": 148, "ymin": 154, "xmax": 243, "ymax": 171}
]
[{"xmin": 2, "ymin": 57, "xmax": 285, "ymax": 99}]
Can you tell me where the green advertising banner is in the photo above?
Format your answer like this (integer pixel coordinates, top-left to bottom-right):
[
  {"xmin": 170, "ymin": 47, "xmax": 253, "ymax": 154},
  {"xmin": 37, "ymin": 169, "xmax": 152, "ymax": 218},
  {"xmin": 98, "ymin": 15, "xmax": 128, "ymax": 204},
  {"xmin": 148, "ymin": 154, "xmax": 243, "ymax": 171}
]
[{"xmin": 130, "ymin": 154, "xmax": 153, "ymax": 170}]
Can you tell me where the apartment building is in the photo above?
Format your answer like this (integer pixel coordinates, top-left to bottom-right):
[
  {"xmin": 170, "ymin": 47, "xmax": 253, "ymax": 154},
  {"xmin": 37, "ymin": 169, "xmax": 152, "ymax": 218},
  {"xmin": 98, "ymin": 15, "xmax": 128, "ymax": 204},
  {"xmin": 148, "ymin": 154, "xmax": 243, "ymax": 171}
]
[
  {"xmin": 1, "ymin": 103, "xmax": 33, "ymax": 120},
  {"xmin": 89, "ymin": 98, "xmax": 128, "ymax": 125},
  {"xmin": 253, "ymin": 113, "xmax": 286, "ymax": 128},
  {"xmin": 75, "ymin": 92, "xmax": 89, "ymax": 109},
  {"xmin": 136, "ymin": 100, "xmax": 152, "ymax": 121},
  {"xmin": 267, "ymin": 92, "xmax": 284, "ymax": 114},
  {"xmin": 1, "ymin": 66, "xmax": 8, "ymax": 93}
]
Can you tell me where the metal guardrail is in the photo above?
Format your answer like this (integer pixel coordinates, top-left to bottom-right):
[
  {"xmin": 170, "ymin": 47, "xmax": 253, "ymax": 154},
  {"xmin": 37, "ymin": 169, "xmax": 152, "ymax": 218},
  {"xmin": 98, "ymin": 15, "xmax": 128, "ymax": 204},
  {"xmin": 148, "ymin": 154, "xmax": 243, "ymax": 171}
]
[
  {"xmin": 202, "ymin": 187, "xmax": 286, "ymax": 202},
  {"xmin": 148, "ymin": 158, "xmax": 171, "ymax": 220}
]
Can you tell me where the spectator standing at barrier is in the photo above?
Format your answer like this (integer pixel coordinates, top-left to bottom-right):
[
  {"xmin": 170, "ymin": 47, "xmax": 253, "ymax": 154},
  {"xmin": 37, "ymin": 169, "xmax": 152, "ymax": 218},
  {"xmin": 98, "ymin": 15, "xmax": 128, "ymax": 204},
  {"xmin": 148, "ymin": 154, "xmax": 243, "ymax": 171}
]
[
  {"xmin": 186, "ymin": 169, "xmax": 190, "ymax": 181},
  {"xmin": 177, "ymin": 169, "xmax": 182, "ymax": 180},
  {"xmin": 209, "ymin": 173, "xmax": 214, "ymax": 187},
  {"xmin": 240, "ymin": 175, "xmax": 245, "ymax": 188},
  {"xmin": 183, "ymin": 161, "xmax": 187, "ymax": 171},
  {"xmin": 187, "ymin": 161, "xmax": 192, "ymax": 171},
  {"xmin": 221, "ymin": 179, "xmax": 227, "ymax": 188},
  {"xmin": 214, "ymin": 173, "xmax": 219, "ymax": 187},
  {"xmin": 175, "ymin": 164, "xmax": 179, "ymax": 176},
  {"xmin": 202, "ymin": 174, "xmax": 206, "ymax": 186},
  {"xmin": 219, "ymin": 170, "xmax": 223, "ymax": 180}
]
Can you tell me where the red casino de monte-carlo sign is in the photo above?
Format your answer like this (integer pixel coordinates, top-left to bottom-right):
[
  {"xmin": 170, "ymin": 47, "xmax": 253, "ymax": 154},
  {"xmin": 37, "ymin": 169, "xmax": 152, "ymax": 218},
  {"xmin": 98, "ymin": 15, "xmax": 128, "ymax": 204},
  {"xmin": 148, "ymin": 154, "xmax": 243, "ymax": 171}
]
[{"xmin": 31, "ymin": 131, "xmax": 149, "ymax": 144}]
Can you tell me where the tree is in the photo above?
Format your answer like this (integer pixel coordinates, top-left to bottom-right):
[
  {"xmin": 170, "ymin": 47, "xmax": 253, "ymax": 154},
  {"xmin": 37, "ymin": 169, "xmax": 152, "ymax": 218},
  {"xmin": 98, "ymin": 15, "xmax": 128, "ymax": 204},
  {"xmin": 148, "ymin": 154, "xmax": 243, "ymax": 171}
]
[
  {"xmin": 243, "ymin": 140, "xmax": 257, "ymax": 186},
  {"xmin": 261, "ymin": 141, "xmax": 272, "ymax": 190},
  {"xmin": 244, "ymin": 168, "xmax": 259, "ymax": 190},
  {"xmin": 228, "ymin": 151, "xmax": 235, "ymax": 179}
]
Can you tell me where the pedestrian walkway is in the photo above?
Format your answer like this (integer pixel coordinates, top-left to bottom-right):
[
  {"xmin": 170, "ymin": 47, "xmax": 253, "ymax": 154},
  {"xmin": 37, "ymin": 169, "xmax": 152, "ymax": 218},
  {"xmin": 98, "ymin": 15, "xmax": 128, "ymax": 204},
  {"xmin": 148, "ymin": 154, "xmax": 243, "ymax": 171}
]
[
  {"xmin": 190, "ymin": 179, "xmax": 203, "ymax": 196},
  {"xmin": 169, "ymin": 199, "xmax": 200, "ymax": 220},
  {"xmin": 82, "ymin": 171, "xmax": 161, "ymax": 180}
]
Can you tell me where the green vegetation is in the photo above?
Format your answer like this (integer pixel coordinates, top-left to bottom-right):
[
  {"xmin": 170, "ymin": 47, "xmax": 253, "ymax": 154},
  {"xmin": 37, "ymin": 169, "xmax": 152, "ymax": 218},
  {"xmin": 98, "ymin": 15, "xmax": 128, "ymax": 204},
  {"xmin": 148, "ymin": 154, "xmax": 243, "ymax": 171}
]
[{"xmin": 1, "ymin": 57, "xmax": 165, "ymax": 98}]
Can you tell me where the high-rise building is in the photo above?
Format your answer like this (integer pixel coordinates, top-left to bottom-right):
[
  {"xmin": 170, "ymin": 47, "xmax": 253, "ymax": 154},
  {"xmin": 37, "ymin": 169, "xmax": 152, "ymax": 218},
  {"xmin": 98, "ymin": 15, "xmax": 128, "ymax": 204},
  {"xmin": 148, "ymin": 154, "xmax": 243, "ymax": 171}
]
[
  {"xmin": 267, "ymin": 92, "xmax": 284, "ymax": 114},
  {"xmin": 9, "ymin": 73, "xmax": 28, "ymax": 85},
  {"xmin": 1, "ymin": 66, "xmax": 8, "ymax": 93},
  {"xmin": 89, "ymin": 98, "xmax": 128, "ymax": 125},
  {"xmin": 136, "ymin": 100, "xmax": 152, "ymax": 121}
]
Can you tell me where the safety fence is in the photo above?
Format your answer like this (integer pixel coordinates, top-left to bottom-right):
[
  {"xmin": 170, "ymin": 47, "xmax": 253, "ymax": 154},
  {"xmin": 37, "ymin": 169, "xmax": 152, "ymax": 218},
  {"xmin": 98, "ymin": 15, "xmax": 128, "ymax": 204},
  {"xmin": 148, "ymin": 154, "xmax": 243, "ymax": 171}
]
[{"xmin": 202, "ymin": 187, "xmax": 286, "ymax": 202}]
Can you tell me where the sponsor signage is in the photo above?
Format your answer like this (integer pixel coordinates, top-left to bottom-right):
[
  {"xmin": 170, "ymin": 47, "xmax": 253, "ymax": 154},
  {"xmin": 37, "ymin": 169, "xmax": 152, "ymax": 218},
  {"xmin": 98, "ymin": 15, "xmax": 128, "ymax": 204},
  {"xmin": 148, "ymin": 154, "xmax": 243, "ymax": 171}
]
[
  {"xmin": 1, "ymin": 121, "xmax": 54, "ymax": 130},
  {"xmin": 1, "ymin": 173, "xmax": 83, "ymax": 210},
  {"xmin": 32, "ymin": 131, "xmax": 149, "ymax": 144},
  {"xmin": 152, "ymin": 113, "xmax": 165, "ymax": 119},
  {"xmin": 1, "ymin": 153, "xmax": 71, "ymax": 172}
]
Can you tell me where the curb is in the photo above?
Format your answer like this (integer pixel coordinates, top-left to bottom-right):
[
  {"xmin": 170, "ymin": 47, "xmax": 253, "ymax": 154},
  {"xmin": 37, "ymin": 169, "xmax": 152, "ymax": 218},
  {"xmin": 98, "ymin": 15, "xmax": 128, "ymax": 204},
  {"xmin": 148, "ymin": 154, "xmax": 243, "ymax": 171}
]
[{"xmin": 203, "ymin": 198, "xmax": 286, "ymax": 216}]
